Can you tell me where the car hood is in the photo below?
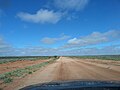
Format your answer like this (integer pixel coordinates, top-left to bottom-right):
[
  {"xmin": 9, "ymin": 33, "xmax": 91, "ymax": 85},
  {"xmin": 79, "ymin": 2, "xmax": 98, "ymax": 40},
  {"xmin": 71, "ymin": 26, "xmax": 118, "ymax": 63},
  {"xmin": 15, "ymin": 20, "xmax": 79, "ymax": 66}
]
[{"xmin": 20, "ymin": 80, "xmax": 120, "ymax": 90}]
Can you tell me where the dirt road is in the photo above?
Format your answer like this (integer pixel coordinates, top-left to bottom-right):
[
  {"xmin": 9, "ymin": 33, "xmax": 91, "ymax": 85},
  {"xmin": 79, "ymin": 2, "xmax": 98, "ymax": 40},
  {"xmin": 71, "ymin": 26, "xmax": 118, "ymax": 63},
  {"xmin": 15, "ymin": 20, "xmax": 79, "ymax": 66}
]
[{"xmin": 2, "ymin": 57, "xmax": 120, "ymax": 90}]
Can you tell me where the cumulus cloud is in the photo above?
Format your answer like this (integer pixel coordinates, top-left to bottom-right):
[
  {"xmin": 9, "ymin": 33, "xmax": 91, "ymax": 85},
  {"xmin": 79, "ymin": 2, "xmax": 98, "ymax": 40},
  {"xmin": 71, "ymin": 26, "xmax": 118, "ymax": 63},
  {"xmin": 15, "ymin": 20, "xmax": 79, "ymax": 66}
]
[
  {"xmin": 17, "ymin": 0, "xmax": 90, "ymax": 24},
  {"xmin": 53, "ymin": 0, "xmax": 89, "ymax": 11},
  {"xmin": 0, "ymin": 38, "xmax": 120, "ymax": 56},
  {"xmin": 1, "ymin": 30, "xmax": 120, "ymax": 56},
  {"xmin": 41, "ymin": 34, "xmax": 70, "ymax": 44},
  {"xmin": 60, "ymin": 45, "xmax": 120, "ymax": 56},
  {"xmin": 9, "ymin": 44, "xmax": 120, "ymax": 56},
  {"xmin": 17, "ymin": 9, "xmax": 63, "ymax": 24},
  {"xmin": 67, "ymin": 30, "xmax": 120, "ymax": 47},
  {"xmin": 14, "ymin": 47, "xmax": 58, "ymax": 56}
]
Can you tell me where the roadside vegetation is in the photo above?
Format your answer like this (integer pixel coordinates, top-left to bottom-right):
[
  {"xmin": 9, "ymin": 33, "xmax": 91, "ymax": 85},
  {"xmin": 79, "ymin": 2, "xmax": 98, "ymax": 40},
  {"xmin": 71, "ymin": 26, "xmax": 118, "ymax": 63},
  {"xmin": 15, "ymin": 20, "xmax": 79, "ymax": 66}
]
[
  {"xmin": 69, "ymin": 55, "xmax": 120, "ymax": 61},
  {"xmin": 0, "ymin": 56, "xmax": 53, "ymax": 64},
  {"xmin": 0, "ymin": 56, "xmax": 59, "ymax": 83}
]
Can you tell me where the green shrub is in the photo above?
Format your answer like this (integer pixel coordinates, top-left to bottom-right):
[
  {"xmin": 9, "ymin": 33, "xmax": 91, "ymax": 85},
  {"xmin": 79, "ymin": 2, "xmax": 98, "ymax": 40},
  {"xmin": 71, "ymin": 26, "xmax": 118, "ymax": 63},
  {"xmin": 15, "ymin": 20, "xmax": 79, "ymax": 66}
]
[
  {"xmin": 28, "ymin": 71, "xmax": 32, "ymax": 74},
  {"xmin": 0, "ymin": 57, "xmax": 58, "ymax": 83},
  {"xmin": 0, "ymin": 56, "xmax": 56, "ymax": 64},
  {"xmin": 4, "ymin": 77, "xmax": 13, "ymax": 83},
  {"xmin": 69, "ymin": 55, "xmax": 120, "ymax": 61}
]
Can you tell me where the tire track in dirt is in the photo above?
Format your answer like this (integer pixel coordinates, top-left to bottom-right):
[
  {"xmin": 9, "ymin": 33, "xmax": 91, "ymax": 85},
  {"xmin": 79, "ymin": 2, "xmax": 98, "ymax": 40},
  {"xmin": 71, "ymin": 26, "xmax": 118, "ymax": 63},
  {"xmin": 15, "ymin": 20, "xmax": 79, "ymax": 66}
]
[
  {"xmin": 2, "ymin": 57, "xmax": 120, "ymax": 90},
  {"xmin": 53, "ymin": 57, "xmax": 71, "ymax": 81},
  {"xmin": 72, "ymin": 59, "xmax": 120, "ymax": 80},
  {"xmin": 54, "ymin": 57, "xmax": 120, "ymax": 81}
]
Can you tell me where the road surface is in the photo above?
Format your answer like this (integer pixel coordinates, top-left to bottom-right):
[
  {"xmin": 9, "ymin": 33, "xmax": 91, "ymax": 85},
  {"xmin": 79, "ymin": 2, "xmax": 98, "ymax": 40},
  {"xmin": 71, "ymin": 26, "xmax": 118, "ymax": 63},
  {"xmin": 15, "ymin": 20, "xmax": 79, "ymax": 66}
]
[{"xmin": 2, "ymin": 57, "xmax": 120, "ymax": 90}]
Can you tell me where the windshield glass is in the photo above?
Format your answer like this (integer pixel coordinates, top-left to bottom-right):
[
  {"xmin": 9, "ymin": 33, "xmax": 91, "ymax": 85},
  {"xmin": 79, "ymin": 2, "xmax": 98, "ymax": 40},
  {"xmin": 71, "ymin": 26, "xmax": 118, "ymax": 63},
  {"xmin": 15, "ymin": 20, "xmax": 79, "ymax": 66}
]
[{"xmin": 0, "ymin": 0, "xmax": 120, "ymax": 90}]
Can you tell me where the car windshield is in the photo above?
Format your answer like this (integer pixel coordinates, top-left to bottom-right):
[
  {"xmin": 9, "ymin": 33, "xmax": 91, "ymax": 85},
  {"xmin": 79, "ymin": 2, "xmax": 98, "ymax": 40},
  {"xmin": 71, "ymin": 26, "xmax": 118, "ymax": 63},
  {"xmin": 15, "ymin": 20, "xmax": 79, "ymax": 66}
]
[{"xmin": 0, "ymin": 0, "xmax": 120, "ymax": 90}]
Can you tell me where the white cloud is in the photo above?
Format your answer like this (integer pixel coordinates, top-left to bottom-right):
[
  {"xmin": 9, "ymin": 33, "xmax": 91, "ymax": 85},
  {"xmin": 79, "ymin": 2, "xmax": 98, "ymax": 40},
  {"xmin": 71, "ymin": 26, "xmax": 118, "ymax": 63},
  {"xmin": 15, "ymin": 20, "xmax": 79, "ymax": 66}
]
[
  {"xmin": 17, "ymin": 9, "xmax": 63, "ymax": 24},
  {"xmin": 12, "ymin": 44, "xmax": 120, "ymax": 56},
  {"xmin": 1, "ymin": 30, "xmax": 120, "ymax": 56},
  {"xmin": 0, "ymin": 38, "xmax": 120, "ymax": 56},
  {"xmin": 15, "ymin": 47, "xmax": 58, "ymax": 56},
  {"xmin": 61, "ymin": 45, "xmax": 120, "ymax": 55},
  {"xmin": 53, "ymin": 0, "xmax": 89, "ymax": 11},
  {"xmin": 17, "ymin": 0, "xmax": 90, "ymax": 24},
  {"xmin": 68, "ymin": 30, "xmax": 120, "ymax": 46},
  {"xmin": 41, "ymin": 34, "xmax": 70, "ymax": 44}
]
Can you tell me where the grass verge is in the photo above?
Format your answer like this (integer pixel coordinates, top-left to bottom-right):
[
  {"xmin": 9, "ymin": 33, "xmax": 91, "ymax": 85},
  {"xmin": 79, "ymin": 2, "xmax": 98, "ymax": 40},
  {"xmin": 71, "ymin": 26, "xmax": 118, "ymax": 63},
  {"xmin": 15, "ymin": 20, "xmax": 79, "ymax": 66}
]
[
  {"xmin": 0, "ymin": 56, "xmax": 53, "ymax": 64},
  {"xmin": 0, "ymin": 57, "xmax": 59, "ymax": 83},
  {"xmin": 68, "ymin": 55, "xmax": 120, "ymax": 61}
]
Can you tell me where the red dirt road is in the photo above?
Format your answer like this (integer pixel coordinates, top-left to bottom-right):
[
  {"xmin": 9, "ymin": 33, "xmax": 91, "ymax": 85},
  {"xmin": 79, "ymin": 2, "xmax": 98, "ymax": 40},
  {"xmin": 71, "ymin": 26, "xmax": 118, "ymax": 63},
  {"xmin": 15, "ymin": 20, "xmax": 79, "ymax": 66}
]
[{"xmin": 1, "ymin": 57, "xmax": 120, "ymax": 90}]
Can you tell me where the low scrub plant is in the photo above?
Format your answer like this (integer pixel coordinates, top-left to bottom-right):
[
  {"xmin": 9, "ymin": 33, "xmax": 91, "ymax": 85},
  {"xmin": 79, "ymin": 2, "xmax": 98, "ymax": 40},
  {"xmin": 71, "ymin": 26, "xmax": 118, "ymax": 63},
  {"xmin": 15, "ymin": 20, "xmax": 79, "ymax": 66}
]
[
  {"xmin": 0, "ymin": 57, "xmax": 59, "ymax": 83},
  {"xmin": 69, "ymin": 55, "xmax": 120, "ymax": 61},
  {"xmin": 0, "ymin": 56, "xmax": 55, "ymax": 64}
]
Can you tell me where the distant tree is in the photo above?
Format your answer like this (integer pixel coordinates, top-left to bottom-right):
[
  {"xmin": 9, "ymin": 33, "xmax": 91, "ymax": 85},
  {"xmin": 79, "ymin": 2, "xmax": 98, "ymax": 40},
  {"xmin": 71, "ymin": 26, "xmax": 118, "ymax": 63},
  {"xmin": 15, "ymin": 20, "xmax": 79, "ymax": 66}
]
[{"xmin": 54, "ymin": 56, "xmax": 58, "ymax": 58}]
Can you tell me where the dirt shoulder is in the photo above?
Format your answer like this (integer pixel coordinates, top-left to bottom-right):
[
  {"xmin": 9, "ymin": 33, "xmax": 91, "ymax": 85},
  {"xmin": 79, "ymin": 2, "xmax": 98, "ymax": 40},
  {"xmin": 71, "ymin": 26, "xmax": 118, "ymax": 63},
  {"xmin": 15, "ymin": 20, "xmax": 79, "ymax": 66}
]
[
  {"xmin": 0, "ymin": 60, "xmax": 48, "ymax": 74},
  {"xmin": 73, "ymin": 58, "xmax": 120, "ymax": 72},
  {"xmin": 1, "ymin": 57, "xmax": 120, "ymax": 90}
]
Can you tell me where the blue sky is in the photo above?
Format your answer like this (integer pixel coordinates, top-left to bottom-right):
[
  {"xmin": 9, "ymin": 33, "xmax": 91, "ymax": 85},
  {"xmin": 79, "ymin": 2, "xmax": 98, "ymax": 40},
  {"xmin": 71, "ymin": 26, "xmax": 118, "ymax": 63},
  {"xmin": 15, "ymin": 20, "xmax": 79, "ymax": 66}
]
[{"xmin": 0, "ymin": 0, "xmax": 120, "ymax": 56}]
